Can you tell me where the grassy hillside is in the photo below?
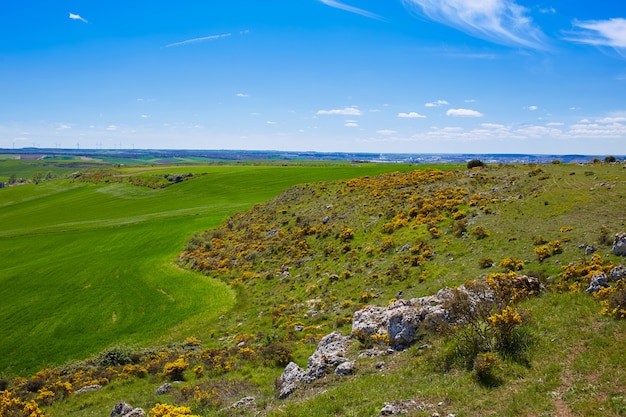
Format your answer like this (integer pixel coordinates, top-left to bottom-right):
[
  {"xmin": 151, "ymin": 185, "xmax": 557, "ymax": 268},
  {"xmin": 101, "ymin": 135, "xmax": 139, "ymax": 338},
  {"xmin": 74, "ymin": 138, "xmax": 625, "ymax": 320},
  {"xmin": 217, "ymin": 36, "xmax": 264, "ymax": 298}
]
[
  {"xmin": 0, "ymin": 163, "xmax": 417, "ymax": 374},
  {"xmin": 2, "ymin": 161, "xmax": 625, "ymax": 417}
]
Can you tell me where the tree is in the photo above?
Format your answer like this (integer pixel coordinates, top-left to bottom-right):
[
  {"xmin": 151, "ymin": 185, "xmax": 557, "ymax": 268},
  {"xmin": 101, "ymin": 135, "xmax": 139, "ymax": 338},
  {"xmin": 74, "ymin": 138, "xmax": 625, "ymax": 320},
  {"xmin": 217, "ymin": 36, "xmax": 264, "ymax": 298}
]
[
  {"xmin": 605, "ymin": 155, "xmax": 617, "ymax": 163},
  {"xmin": 467, "ymin": 159, "xmax": 487, "ymax": 169},
  {"xmin": 8, "ymin": 173, "xmax": 16, "ymax": 184},
  {"xmin": 32, "ymin": 172, "xmax": 44, "ymax": 184}
]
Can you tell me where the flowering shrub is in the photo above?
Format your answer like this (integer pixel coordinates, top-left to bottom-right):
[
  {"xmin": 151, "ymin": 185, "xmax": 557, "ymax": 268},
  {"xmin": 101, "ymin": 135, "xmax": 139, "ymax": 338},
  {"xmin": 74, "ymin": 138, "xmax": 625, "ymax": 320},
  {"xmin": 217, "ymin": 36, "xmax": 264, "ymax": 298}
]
[
  {"xmin": 534, "ymin": 245, "xmax": 551, "ymax": 262},
  {"xmin": 472, "ymin": 352, "xmax": 502, "ymax": 385},
  {"xmin": 1, "ymin": 390, "xmax": 46, "ymax": 417},
  {"xmin": 499, "ymin": 257, "xmax": 524, "ymax": 271},
  {"xmin": 163, "ymin": 357, "xmax": 189, "ymax": 381},
  {"xmin": 149, "ymin": 403, "xmax": 200, "ymax": 417},
  {"xmin": 595, "ymin": 280, "xmax": 626, "ymax": 319}
]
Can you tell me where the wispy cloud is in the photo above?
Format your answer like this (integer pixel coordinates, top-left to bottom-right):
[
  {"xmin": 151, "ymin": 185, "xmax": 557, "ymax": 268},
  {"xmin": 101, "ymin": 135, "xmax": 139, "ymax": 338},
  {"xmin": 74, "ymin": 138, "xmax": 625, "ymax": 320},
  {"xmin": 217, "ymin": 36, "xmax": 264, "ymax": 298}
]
[
  {"xmin": 345, "ymin": 120, "xmax": 359, "ymax": 127},
  {"xmin": 166, "ymin": 33, "xmax": 231, "ymax": 48},
  {"xmin": 401, "ymin": 0, "xmax": 548, "ymax": 49},
  {"xmin": 236, "ymin": 93, "xmax": 249, "ymax": 97},
  {"xmin": 319, "ymin": 0, "xmax": 383, "ymax": 20},
  {"xmin": 425, "ymin": 99, "xmax": 449, "ymax": 107},
  {"xmin": 447, "ymin": 108, "xmax": 484, "ymax": 117},
  {"xmin": 377, "ymin": 129, "xmax": 397, "ymax": 136},
  {"xmin": 317, "ymin": 107, "xmax": 362, "ymax": 116},
  {"xmin": 69, "ymin": 13, "xmax": 88, "ymax": 23},
  {"xmin": 398, "ymin": 111, "xmax": 427, "ymax": 118},
  {"xmin": 565, "ymin": 18, "xmax": 626, "ymax": 56}
]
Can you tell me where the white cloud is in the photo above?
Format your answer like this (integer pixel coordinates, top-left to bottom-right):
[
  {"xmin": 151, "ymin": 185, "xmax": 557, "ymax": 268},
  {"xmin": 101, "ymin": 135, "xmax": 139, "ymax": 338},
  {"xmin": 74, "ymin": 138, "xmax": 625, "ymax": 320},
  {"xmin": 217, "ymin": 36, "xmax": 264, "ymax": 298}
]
[
  {"xmin": 527, "ymin": 105, "xmax": 538, "ymax": 111},
  {"xmin": 401, "ymin": 0, "xmax": 548, "ymax": 49},
  {"xmin": 106, "ymin": 125, "xmax": 118, "ymax": 131},
  {"xmin": 377, "ymin": 129, "xmax": 397, "ymax": 135},
  {"xmin": 566, "ymin": 18, "xmax": 626, "ymax": 54},
  {"xmin": 69, "ymin": 13, "xmax": 88, "ymax": 23},
  {"xmin": 236, "ymin": 93, "xmax": 249, "ymax": 97},
  {"xmin": 266, "ymin": 121, "xmax": 277, "ymax": 125},
  {"xmin": 481, "ymin": 123, "xmax": 505, "ymax": 129},
  {"xmin": 546, "ymin": 122, "xmax": 564, "ymax": 126},
  {"xmin": 317, "ymin": 107, "xmax": 362, "ymax": 116},
  {"xmin": 597, "ymin": 116, "xmax": 626, "ymax": 123},
  {"xmin": 446, "ymin": 108, "xmax": 484, "ymax": 117},
  {"xmin": 345, "ymin": 120, "xmax": 359, "ymax": 127},
  {"xmin": 141, "ymin": 114, "xmax": 150, "ymax": 119},
  {"xmin": 424, "ymin": 100, "xmax": 449, "ymax": 107},
  {"xmin": 398, "ymin": 111, "xmax": 427, "ymax": 118},
  {"xmin": 319, "ymin": 0, "xmax": 383, "ymax": 20},
  {"xmin": 166, "ymin": 33, "xmax": 231, "ymax": 48},
  {"xmin": 56, "ymin": 124, "xmax": 71, "ymax": 130}
]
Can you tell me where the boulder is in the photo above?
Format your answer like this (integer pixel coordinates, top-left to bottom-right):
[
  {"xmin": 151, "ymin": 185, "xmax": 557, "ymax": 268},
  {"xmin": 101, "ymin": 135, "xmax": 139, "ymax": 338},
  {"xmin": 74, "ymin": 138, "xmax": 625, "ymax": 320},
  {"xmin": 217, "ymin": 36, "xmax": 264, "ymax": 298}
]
[
  {"xmin": 155, "ymin": 383, "xmax": 172, "ymax": 395},
  {"xmin": 610, "ymin": 265, "xmax": 626, "ymax": 281},
  {"xmin": 111, "ymin": 401, "xmax": 133, "ymax": 417},
  {"xmin": 586, "ymin": 272, "xmax": 609, "ymax": 293},
  {"xmin": 277, "ymin": 361, "xmax": 305, "ymax": 399},
  {"xmin": 335, "ymin": 361, "xmax": 355, "ymax": 376},
  {"xmin": 303, "ymin": 331, "xmax": 349, "ymax": 382},
  {"xmin": 613, "ymin": 233, "xmax": 626, "ymax": 256}
]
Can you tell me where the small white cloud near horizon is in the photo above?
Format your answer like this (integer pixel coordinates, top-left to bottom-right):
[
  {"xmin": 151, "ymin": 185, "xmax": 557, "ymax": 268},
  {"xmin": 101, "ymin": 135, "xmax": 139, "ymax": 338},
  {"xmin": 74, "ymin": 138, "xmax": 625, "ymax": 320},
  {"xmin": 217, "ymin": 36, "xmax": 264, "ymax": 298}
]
[
  {"xmin": 319, "ymin": 0, "xmax": 383, "ymax": 20},
  {"xmin": 425, "ymin": 100, "xmax": 449, "ymax": 107},
  {"xmin": 69, "ymin": 13, "xmax": 88, "ymax": 23},
  {"xmin": 377, "ymin": 129, "xmax": 397, "ymax": 136},
  {"xmin": 398, "ymin": 111, "xmax": 427, "ymax": 118},
  {"xmin": 345, "ymin": 120, "xmax": 359, "ymax": 127},
  {"xmin": 401, "ymin": 0, "xmax": 548, "ymax": 50},
  {"xmin": 527, "ymin": 105, "xmax": 539, "ymax": 111},
  {"xmin": 166, "ymin": 33, "xmax": 232, "ymax": 48},
  {"xmin": 317, "ymin": 107, "xmax": 362, "ymax": 116},
  {"xmin": 141, "ymin": 114, "xmax": 150, "ymax": 119},
  {"xmin": 106, "ymin": 125, "xmax": 118, "ymax": 131},
  {"xmin": 447, "ymin": 108, "xmax": 484, "ymax": 117},
  {"xmin": 56, "ymin": 124, "xmax": 72, "ymax": 130}
]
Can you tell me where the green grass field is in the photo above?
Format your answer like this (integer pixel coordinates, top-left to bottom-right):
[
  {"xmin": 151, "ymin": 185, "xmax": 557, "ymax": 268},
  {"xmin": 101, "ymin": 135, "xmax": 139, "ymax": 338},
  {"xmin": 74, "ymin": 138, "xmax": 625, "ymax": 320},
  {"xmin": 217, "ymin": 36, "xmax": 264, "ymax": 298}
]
[{"xmin": 0, "ymin": 163, "xmax": 417, "ymax": 374}]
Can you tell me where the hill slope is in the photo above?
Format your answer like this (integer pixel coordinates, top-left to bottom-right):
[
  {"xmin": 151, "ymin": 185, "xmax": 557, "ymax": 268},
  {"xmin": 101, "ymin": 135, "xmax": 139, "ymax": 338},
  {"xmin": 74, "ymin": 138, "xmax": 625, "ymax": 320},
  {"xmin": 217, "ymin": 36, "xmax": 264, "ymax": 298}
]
[{"xmin": 4, "ymin": 162, "xmax": 626, "ymax": 417}]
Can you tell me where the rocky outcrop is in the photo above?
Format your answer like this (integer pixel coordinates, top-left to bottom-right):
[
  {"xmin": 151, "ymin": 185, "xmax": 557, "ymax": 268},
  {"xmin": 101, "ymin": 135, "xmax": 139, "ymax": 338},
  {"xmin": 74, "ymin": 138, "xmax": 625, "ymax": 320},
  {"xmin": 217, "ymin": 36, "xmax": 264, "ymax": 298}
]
[
  {"xmin": 613, "ymin": 232, "xmax": 626, "ymax": 256},
  {"xmin": 278, "ymin": 276, "xmax": 542, "ymax": 399}
]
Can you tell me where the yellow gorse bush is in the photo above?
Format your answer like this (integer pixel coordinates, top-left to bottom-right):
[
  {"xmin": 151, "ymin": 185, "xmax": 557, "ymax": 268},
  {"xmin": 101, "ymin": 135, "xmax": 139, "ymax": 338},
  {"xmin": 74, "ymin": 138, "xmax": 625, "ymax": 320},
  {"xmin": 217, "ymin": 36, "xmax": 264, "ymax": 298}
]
[
  {"xmin": 1, "ymin": 390, "xmax": 46, "ymax": 417},
  {"xmin": 149, "ymin": 403, "xmax": 200, "ymax": 417}
]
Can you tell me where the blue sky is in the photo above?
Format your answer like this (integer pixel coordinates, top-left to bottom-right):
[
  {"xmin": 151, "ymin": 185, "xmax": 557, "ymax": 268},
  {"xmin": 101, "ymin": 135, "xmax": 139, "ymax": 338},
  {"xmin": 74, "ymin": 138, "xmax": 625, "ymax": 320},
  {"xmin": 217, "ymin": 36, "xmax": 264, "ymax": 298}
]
[{"xmin": 1, "ymin": 1, "xmax": 625, "ymax": 154}]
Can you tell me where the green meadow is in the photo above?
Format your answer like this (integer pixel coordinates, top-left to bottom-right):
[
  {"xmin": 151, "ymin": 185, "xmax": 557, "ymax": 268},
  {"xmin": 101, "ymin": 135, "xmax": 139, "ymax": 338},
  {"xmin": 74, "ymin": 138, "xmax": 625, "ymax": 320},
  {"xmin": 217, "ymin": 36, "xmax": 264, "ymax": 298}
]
[{"xmin": 0, "ymin": 162, "xmax": 417, "ymax": 374}]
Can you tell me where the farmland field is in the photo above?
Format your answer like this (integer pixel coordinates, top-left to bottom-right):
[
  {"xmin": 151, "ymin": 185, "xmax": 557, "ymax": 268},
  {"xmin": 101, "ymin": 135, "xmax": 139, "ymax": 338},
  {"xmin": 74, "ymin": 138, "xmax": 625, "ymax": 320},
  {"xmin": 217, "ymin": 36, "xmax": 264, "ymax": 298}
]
[{"xmin": 0, "ymin": 162, "xmax": 417, "ymax": 374}]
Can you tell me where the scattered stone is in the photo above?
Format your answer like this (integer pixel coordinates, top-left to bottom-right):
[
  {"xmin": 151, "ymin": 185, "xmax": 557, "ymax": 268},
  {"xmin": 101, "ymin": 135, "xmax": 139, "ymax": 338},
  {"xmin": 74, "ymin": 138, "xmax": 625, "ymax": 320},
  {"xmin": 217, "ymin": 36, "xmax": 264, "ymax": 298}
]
[
  {"xmin": 380, "ymin": 400, "xmax": 422, "ymax": 415},
  {"xmin": 585, "ymin": 245, "xmax": 596, "ymax": 255},
  {"xmin": 613, "ymin": 232, "xmax": 626, "ymax": 256},
  {"xmin": 586, "ymin": 272, "xmax": 609, "ymax": 293},
  {"xmin": 230, "ymin": 396, "xmax": 256, "ymax": 409},
  {"xmin": 111, "ymin": 401, "xmax": 133, "ymax": 417},
  {"xmin": 75, "ymin": 384, "xmax": 102, "ymax": 394},
  {"xmin": 110, "ymin": 401, "xmax": 145, "ymax": 417},
  {"xmin": 294, "ymin": 324, "xmax": 304, "ymax": 331},
  {"xmin": 335, "ymin": 361, "xmax": 355, "ymax": 376},
  {"xmin": 375, "ymin": 361, "xmax": 385, "ymax": 369},
  {"xmin": 155, "ymin": 383, "xmax": 172, "ymax": 395}
]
